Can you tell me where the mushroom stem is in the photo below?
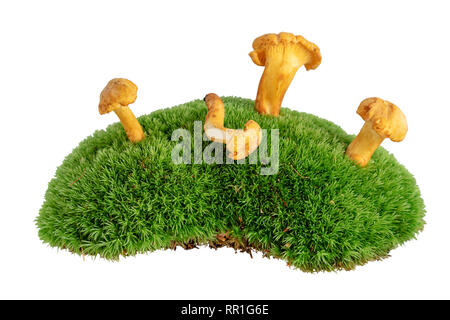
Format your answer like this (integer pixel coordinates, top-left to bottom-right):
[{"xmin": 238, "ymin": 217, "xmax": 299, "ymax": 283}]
[
  {"xmin": 346, "ymin": 121, "xmax": 385, "ymax": 167},
  {"xmin": 255, "ymin": 59, "xmax": 304, "ymax": 116},
  {"xmin": 113, "ymin": 106, "xmax": 145, "ymax": 143}
]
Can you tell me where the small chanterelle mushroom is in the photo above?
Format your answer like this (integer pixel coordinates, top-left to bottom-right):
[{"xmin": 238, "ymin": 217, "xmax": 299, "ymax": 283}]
[
  {"xmin": 204, "ymin": 93, "xmax": 262, "ymax": 160},
  {"xmin": 346, "ymin": 97, "xmax": 408, "ymax": 167},
  {"xmin": 99, "ymin": 78, "xmax": 145, "ymax": 143},
  {"xmin": 249, "ymin": 32, "xmax": 322, "ymax": 116}
]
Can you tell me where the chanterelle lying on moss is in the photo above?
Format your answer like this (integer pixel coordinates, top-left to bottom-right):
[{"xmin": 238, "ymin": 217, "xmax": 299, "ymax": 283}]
[
  {"xmin": 346, "ymin": 97, "xmax": 408, "ymax": 167},
  {"xmin": 249, "ymin": 32, "xmax": 322, "ymax": 116},
  {"xmin": 203, "ymin": 93, "xmax": 262, "ymax": 160},
  {"xmin": 99, "ymin": 78, "xmax": 145, "ymax": 143}
]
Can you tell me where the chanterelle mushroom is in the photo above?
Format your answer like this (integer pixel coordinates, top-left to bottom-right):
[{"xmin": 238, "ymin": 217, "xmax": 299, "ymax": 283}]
[
  {"xmin": 346, "ymin": 97, "xmax": 408, "ymax": 167},
  {"xmin": 204, "ymin": 93, "xmax": 262, "ymax": 160},
  {"xmin": 249, "ymin": 32, "xmax": 322, "ymax": 116},
  {"xmin": 99, "ymin": 78, "xmax": 145, "ymax": 143}
]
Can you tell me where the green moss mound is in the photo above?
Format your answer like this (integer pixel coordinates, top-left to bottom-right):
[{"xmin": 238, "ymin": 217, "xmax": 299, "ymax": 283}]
[{"xmin": 36, "ymin": 97, "xmax": 425, "ymax": 272}]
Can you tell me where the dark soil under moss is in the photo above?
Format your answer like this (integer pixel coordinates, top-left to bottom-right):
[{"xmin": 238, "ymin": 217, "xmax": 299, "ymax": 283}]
[{"xmin": 36, "ymin": 97, "xmax": 425, "ymax": 272}]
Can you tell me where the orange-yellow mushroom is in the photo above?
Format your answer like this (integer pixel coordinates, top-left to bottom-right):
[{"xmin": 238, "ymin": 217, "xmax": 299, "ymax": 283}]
[
  {"xmin": 204, "ymin": 93, "xmax": 262, "ymax": 160},
  {"xmin": 346, "ymin": 97, "xmax": 408, "ymax": 167},
  {"xmin": 99, "ymin": 78, "xmax": 145, "ymax": 143},
  {"xmin": 249, "ymin": 32, "xmax": 322, "ymax": 116}
]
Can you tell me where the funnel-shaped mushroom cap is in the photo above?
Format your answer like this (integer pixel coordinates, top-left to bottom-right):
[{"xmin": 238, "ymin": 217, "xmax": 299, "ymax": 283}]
[
  {"xmin": 249, "ymin": 32, "xmax": 322, "ymax": 70},
  {"xmin": 357, "ymin": 97, "xmax": 408, "ymax": 142},
  {"xmin": 226, "ymin": 120, "xmax": 262, "ymax": 160},
  {"xmin": 99, "ymin": 78, "xmax": 138, "ymax": 115}
]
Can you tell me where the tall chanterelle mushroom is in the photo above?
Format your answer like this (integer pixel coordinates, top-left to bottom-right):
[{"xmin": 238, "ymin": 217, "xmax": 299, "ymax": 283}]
[
  {"xmin": 99, "ymin": 78, "xmax": 145, "ymax": 143},
  {"xmin": 249, "ymin": 32, "xmax": 322, "ymax": 116},
  {"xmin": 204, "ymin": 93, "xmax": 262, "ymax": 160},
  {"xmin": 346, "ymin": 97, "xmax": 408, "ymax": 167}
]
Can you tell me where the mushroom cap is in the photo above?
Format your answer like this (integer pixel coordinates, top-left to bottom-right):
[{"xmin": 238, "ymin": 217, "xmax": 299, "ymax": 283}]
[
  {"xmin": 357, "ymin": 97, "xmax": 408, "ymax": 142},
  {"xmin": 249, "ymin": 32, "xmax": 322, "ymax": 70},
  {"xmin": 226, "ymin": 120, "xmax": 262, "ymax": 160},
  {"xmin": 99, "ymin": 78, "xmax": 138, "ymax": 115}
]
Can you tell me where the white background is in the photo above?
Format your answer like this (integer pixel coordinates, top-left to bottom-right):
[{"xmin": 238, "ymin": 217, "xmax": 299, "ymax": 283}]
[{"xmin": 1, "ymin": 0, "xmax": 449, "ymax": 299}]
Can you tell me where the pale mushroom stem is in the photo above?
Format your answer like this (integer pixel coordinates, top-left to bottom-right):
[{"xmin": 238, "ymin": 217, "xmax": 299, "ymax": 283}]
[
  {"xmin": 346, "ymin": 121, "xmax": 385, "ymax": 167},
  {"xmin": 114, "ymin": 106, "xmax": 145, "ymax": 143},
  {"xmin": 255, "ymin": 56, "xmax": 307, "ymax": 116}
]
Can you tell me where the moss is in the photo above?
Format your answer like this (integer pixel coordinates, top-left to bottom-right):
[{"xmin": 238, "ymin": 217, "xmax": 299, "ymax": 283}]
[{"xmin": 36, "ymin": 97, "xmax": 425, "ymax": 272}]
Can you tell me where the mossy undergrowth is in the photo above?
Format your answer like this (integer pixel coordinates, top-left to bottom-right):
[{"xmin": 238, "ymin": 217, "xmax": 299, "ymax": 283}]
[{"xmin": 36, "ymin": 97, "xmax": 425, "ymax": 272}]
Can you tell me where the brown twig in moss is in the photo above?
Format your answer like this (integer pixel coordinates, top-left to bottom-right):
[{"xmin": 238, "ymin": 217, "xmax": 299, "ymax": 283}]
[
  {"xmin": 69, "ymin": 168, "xmax": 86, "ymax": 187},
  {"xmin": 290, "ymin": 164, "xmax": 309, "ymax": 179}
]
